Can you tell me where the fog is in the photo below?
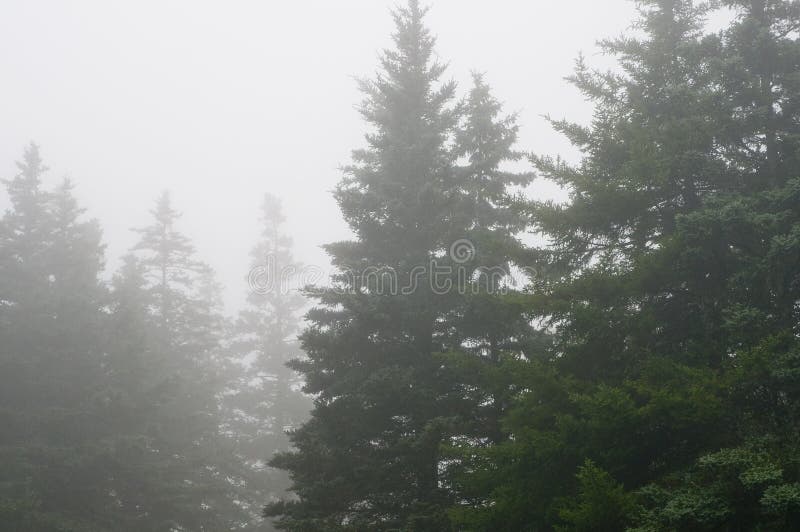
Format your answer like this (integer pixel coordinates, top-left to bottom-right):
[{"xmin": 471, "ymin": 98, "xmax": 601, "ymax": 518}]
[
  {"xmin": 0, "ymin": 0, "xmax": 636, "ymax": 312},
  {"xmin": 4, "ymin": 1, "xmax": 794, "ymax": 530}
]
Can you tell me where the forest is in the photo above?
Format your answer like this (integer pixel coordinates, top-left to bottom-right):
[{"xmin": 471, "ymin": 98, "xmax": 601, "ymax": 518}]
[{"xmin": 2, "ymin": 0, "xmax": 800, "ymax": 530}]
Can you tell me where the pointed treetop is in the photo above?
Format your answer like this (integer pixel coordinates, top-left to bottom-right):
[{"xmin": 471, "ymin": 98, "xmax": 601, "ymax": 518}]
[
  {"xmin": 370, "ymin": 0, "xmax": 448, "ymax": 100},
  {"xmin": 389, "ymin": 0, "xmax": 434, "ymax": 68},
  {"xmin": 5, "ymin": 142, "xmax": 48, "ymax": 199},
  {"xmin": 14, "ymin": 142, "xmax": 47, "ymax": 180},
  {"xmin": 260, "ymin": 192, "xmax": 286, "ymax": 227},
  {"xmin": 152, "ymin": 189, "xmax": 180, "ymax": 224}
]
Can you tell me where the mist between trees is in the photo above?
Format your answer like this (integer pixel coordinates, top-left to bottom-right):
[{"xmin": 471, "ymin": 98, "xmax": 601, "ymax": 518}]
[{"xmin": 3, "ymin": 0, "xmax": 800, "ymax": 531}]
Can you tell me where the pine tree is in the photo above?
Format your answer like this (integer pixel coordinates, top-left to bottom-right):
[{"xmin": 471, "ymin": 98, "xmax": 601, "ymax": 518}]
[
  {"xmin": 98, "ymin": 191, "xmax": 247, "ymax": 530},
  {"xmin": 453, "ymin": 1, "xmax": 800, "ymax": 529},
  {"xmin": 437, "ymin": 75, "xmax": 547, "ymax": 513},
  {"xmin": 0, "ymin": 144, "xmax": 109, "ymax": 530},
  {"xmin": 630, "ymin": 1, "xmax": 800, "ymax": 528},
  {"xmin": 266, "ymin": 2, "xmax": 462, "ymax": 529},
  {"xmin": 47, "ymin": 178, "xmax": 106, "ymax": 374},
  {"xmin": 267, "ymin": 3, "xmax": 540, "ymax": 529},
  {"xmin": 133, "ymin": 192, "xmax": 211, "ymax": 353},
  {"xmin": 0, "ymin": 143, "xmax": 53, "ymax": 357},
  {"xmin": 467, "ymin": 1, "xmax": 739, "ymax": 527},
  {"xmin": 222, "ymin": 193, "xmax": 310, "ymax": 529}
]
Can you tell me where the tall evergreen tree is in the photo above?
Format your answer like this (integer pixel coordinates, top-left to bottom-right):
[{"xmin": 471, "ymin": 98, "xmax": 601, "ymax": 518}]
[
  {"xmin": 267, "ymin": 2, "xmax": 461, "ymax": 528},
  {"xmin": 119, "ymin": 192, "xmax": 246, "ymax": 530},
  {"xmin": 458, "ymin": 0, "xmax": 740, "ymax": 527},
  {"xmin": 132, "ymin": 192, "xmax": 216, "ymax": 355},
  {"xmin": 267, "ymin": 3, "xmax": 538, "ymax": 529},
  {"xmin": 437, "ymin": 75, "xmax": 547, "ymax": 512},
  {"xmin": 630, "ymin": 1, "xmax": 800, "ymax": 528},
  {"xmin": 97, "ymin": 191, "xmax": 247, "ymax": 530},
  {"xmin": 0, "ymin": 144, "xmax": 109, "ymax": 530},
  {"xmin": 450, "ymin": 1, "xmax": 800, "ymax": 529},
  {"xmin": 222, "ymin": 193, "xmax": 310, "ymax": 530}
]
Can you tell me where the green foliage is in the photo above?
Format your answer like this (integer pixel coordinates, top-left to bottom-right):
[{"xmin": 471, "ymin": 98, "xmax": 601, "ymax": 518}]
[
  {"xmin": 556, "ymin": 460, "xmax": 636, "ymax": 532},
  {"xmin": 444, "ymin": 0, "xmax": 800, "ymax": 530},
  {"xmin": 266, "ymin": 2, "xmax": 535, "ymax": 529}
]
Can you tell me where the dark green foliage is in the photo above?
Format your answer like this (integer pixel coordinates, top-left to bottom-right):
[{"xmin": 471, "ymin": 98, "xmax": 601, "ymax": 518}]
[
  {"xmin": 266, "ymin": 3, "xmax": 461, "ymax": 527},
  {"xmin": 265, "ymin": 1, "xmax": 543, "ymax": 529},
  {"xmin": 448, "ymin": 0, "xmax": 800, "ymax": 530},
  {"xmin": 556, "ymin": 460, "xmax": 636, "ymax": 532}
]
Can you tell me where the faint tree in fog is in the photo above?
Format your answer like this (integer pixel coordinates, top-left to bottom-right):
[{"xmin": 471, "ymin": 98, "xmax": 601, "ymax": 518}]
[
  {"xmin": 0, "ymin": 144, "xmax": 108, "ymax": 529},
  {"xmin": 222, "ymin": 193, "xmax": 310, "ymax": 530},
  {"xmin": 98, "ymin": 192, "xmax": 249, "ymax": 530}
]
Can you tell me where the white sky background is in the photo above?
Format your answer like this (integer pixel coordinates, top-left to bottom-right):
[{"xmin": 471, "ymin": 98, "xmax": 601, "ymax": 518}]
[{"xmin": 1, "ymin": 0, "xmax": 651, "ymax": 312}]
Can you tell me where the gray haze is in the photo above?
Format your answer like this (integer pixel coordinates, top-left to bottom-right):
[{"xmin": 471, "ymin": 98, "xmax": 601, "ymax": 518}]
[{"xmin": 0, "ymin": 0, "xmax": 640, "ymax": 312}]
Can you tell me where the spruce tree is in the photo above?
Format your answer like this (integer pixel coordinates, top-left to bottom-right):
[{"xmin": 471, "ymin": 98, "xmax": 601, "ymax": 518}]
[
  {"xmin": 222, "ymin": 193, "xmax": 310, "ymax": 530},
  {"xmin": 467, "ymin": 1, "xmax": 738, "ymax": 527},
  {"xmin": 0, "ymin": 144, "xmax": 109, "ymax": 530},
  {"xmin": 452, "ymin": 1, "xmax": 800, "ymax": 529},
  {"xmin": 631, "ymin": 1, "xmax": 800, "ymax": 527},
  {"xmin": 99, "ymin": 191, "xmax": 246, "ymax": 530},
  {"xmin": 437, "ymin": 75, "xmax": 546, "ymax": 511},
  {"xmin": 267, "ymin": 2, "xmax": 462, "ymax": 528},
  {"xmin": 267, "ymin": 3, "xmax": 539, "ymax": 529}
]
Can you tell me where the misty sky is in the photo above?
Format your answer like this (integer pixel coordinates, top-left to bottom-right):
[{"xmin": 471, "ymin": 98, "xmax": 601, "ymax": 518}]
[{"xmin": 0, "ymin": 0, "xmax": 643, "ymax": 312}]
